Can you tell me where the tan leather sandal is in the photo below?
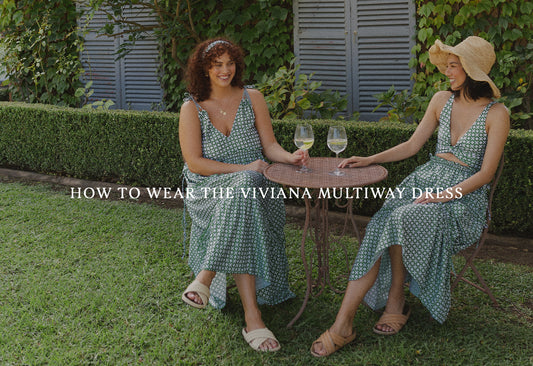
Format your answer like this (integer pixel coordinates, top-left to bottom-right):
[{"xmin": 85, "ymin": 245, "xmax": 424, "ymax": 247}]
[
  {"xmin": 373, "ymin": 305, "xmax": 411, "ymax": 335},
  {"xmin": 310, "ymin": 329, "xmax": 356, "ymax": 357}
]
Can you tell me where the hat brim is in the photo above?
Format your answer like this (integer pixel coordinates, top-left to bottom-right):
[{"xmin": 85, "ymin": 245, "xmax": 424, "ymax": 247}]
[{"xmin": 429, "ymin": 40, "xmax": 500, "ymax": 98}]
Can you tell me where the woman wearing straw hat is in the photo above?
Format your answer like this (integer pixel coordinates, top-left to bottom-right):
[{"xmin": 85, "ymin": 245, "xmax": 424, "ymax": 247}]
[{"xmin": 310, "ymin": 36, "xmax": 509, "ymax": 357}]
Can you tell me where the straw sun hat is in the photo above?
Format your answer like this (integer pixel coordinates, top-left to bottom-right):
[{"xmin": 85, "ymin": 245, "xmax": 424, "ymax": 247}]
[{"xmin": 429, "ymin": 36, "xmax": 500, "ymax": 98}]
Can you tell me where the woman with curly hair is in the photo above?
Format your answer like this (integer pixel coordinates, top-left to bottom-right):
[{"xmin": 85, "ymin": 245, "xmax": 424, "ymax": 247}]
[{"xmin": 179, "ymin": 38, "xmax": 307, "ymax": 352}]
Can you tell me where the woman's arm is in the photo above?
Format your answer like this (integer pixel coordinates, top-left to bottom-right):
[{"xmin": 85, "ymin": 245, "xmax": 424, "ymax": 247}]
[
  {"xmin": 179, "ymin": 100, "xmax": 268, "ymax": 175},
  {"xmin": 247, "ymin": 88, "xmax": 308, "ymax": 166},
  {"xmin": 339, "ymin": 91, "xmax": 450, "ymax": 168},
  {"xmin": 415, "ymin": 102, "xmax": 510, "ymax": 204}
]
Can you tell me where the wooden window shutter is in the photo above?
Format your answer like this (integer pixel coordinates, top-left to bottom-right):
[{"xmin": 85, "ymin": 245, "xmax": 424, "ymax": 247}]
[
  {"xmin": 294, "ymin": 0, "xmax": 415, "ymax": 120},
  {"xmin": 79, "ymin": 5, "xmax": 164, "ymax": 110},
  {"xmin": 79, "ymin": 7, "xmax": 121, "ymax": 107},
  {"xmin": 352, "ymin": 0, "xmax": 415, "ymax": 120},
  {"xmin": 120, "ymin": 6, "xmax": 164, "ymax": 111},
  {"xmin": 294, "ymin": 0, "xmax": 352, "ymax": 113}
]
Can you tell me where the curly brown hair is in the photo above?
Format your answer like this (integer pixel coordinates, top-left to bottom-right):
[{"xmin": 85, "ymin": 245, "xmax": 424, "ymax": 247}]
[{"xmin": 185, "ymin": 38, "xmax": 245, "ymax": 102}]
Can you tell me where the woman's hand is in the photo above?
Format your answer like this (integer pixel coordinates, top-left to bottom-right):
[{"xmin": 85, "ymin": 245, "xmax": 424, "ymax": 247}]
[
  {"xmin": 338, "ymin": 156, "xmax": 374, "ymax": 168},
  {"xmin": 244, "ymin": 159, "xmax": 269, "ymax": 173},
  {"xmin": 287, "ymin": 149, "xmax": 309, "ymax": 166},
  {"xmin": 413, "ymin": 191, "xmax": 452, "ymax": 204},
  {"xmin": 413, "ymin": 186, "xmax": 463, "ymax": 204}
]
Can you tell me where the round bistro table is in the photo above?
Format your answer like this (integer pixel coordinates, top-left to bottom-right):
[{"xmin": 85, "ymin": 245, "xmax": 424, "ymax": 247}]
[{"xmin": 264, "ymin": 157, "xmax": 388, "ymax": 327}]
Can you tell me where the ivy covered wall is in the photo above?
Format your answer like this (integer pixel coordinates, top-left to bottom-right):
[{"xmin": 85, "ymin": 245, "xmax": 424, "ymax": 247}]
[
  {"xmin": 158, "ymin": 0, "xmax": 294, "ymax": 111},
  {"xmin": 0, "ymin": 0, "xmax": 84, "ymax": 107},
  {"xmin": 412, "ymin": 0, "xmax": 532, "ymax": 129}
]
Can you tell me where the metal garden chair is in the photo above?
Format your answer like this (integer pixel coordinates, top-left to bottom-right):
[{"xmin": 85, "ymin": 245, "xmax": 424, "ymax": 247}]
[{"xmin": 450, "ymin": 155, "xmax": 505, "ymax": 307}]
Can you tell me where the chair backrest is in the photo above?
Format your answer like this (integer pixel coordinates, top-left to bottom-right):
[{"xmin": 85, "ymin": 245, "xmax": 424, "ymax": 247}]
[
  {"xmin": 485, "ymin": 155, "xmax": 505, "ymax": 227},
  {"xmin": 450, "ymin": 154, "xmax": 505, "ymax": 307}
]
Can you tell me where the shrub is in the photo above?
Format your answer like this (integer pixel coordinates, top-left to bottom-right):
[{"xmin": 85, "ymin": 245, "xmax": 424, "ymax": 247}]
[
  {"xmin": 257, "ymin": 59, "xmax": 349, "ymax": 120},
  {"xmin": 0, "ymin": 102, "xmax": 181, "ymax": 187},
  {"xmin": 0, "ymin": 0, "xmax": 84, "ymax": 107}
]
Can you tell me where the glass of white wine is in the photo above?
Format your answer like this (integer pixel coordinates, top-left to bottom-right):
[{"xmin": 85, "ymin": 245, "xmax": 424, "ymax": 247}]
[
  {"xmin": 327, "ymin": 126, "xmax": 347, "ymax": 176},
  {"xmin": 294, "ymin": 123, "xmax": 314, "ymax": 173}
]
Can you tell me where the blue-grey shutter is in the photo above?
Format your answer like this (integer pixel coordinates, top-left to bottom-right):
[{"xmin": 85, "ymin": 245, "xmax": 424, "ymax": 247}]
[
  {"xmin": 79, "ymin": 7, "xmax": 121, "ymax": 107},
  {"xmin": 293, "ymin": 0, "xmax": 415, "ymax": 120},
  {"xmin": 120, "ymin": 6, "xmax": 164, "ymax": 110},
  {"xmin": 294, "ymin": 0, "xmax": 352, "ymax": 113},
  {"xmin": 352, "ymin": 0, "xmax": 415, "ymax": 120},
  {"xmin": 79, "ymin": 5, "xmax": 164, "ymax": 110}
]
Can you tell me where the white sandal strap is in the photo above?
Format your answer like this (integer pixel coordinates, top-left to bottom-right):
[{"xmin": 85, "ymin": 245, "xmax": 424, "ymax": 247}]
[
  {"xmin": 182, "ymin": 280, "xmax": 210, "ymax": 308},
  {"xmin": 242, "ymin": 328, "xmax": 280, "ymax": 351}
]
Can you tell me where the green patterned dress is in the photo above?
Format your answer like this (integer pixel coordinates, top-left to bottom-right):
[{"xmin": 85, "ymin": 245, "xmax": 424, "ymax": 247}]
[
  {"xmin": 182, "ymin": 87, "xmax": 294, "ymax": 309},
  {"xmin": 350, "ymin": 94, "xmax": 496, "ymax": 323}
]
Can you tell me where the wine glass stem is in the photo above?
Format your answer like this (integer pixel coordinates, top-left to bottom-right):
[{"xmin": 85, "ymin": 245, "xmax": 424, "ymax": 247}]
[{"xmin": 335, "ymin": 153, "xmax": 339, "ymax": 173}]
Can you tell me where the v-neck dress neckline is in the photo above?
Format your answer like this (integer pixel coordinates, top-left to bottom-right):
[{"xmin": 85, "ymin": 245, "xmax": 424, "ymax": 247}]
[
  {"xmin": 449, "ymin": 95, "xmax": 490, "ymax": 147},
  {"xmin": 436, "ymin": 94, "xmax": 496, "ymax": 170},
  {"xmin": 199, "ymin": 89, "xmax": 246, "ymax": 138}
]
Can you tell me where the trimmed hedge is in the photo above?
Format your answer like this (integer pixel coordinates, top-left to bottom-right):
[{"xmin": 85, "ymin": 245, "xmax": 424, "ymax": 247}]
[
  {"xmin": 0, "ymin": 102, "xmax": 531, "ymax": 236},
  {"xmin": 0, "ymin": 102, "xmax": 182, "ymax": 187}
]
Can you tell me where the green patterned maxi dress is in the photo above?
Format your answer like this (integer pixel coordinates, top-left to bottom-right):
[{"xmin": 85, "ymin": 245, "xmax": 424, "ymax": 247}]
[
  {"xmin": 182, "ymin": 88, "xmax": 294, "ymax": 309},
  {"xmin": 350, "ymin": 94, "xmax": 497, "ymax": 323}
]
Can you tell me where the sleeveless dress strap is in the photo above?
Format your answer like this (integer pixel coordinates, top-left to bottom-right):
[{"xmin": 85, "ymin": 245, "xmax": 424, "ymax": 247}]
[
  {"xmin": 243, "ymin": 87, "xmax": 251, "ymax": 103},
  {"xmin": 479, "ymin": 101, "xmax": 497, "ymax": 123},
  {"xmin": 485, "ymin": 101, "xmax": 497, "ymax": 112},
  {"xmin": 190, "ymin": 96, "xmax": 203, "ymax": 112},
  {"xmin": 184, "ymin": 93, "xmax": 203, "ymax": 112}
]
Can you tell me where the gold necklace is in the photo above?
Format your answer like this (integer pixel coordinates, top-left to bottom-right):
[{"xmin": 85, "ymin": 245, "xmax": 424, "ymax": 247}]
[{"xmin": 213, "ymin": 99, "xmax": 231, "ymax": 117}]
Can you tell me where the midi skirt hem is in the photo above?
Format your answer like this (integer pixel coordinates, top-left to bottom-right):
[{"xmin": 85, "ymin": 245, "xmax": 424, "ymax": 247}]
[{"xmin": 349, "ymin": 155, "xmax": 488, "ymax": 323}]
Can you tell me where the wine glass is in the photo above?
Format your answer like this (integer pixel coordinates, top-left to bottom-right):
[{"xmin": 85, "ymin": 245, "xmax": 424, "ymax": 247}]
[
  {"xmin": 294, "ymin": 124, "xmax": 314, "ymax": 173},
  {"xmin": 327, "ymin": 126, "xmax": 347, "ymax": 176}
]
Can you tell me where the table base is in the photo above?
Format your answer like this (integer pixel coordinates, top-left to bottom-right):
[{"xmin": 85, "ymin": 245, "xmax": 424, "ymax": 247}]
[{"xmin": 287, "ymin": 195, "xmax": 362, "ymax": 328}]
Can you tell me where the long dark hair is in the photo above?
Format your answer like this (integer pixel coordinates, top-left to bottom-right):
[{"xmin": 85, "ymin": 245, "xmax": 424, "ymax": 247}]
[
  {"xmin": 451, "ymin": 76, "xmax": 494, "ymax": 100},
  {"xmin": 185, "ymin": 38, "xmax": 245, "ymax": 102}
]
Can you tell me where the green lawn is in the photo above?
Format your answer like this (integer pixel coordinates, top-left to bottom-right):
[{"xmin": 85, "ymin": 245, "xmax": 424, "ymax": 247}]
[{"xmin": 0, "ymin": 181, "xmax": 531, "ymax": 365}]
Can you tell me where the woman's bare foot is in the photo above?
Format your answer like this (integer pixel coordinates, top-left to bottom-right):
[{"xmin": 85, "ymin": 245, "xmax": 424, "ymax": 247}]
[
  {"xmin": 184, "ymin": 291, "xmax": 204, "ymax": 306},
  {"xmin": 373, "ymin": 293, "xmax": 410, "ymax": 335}
]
